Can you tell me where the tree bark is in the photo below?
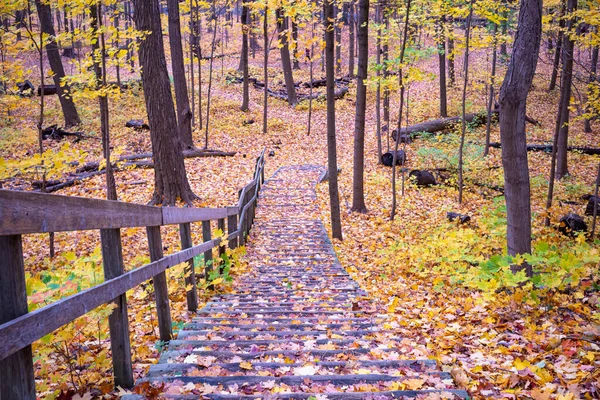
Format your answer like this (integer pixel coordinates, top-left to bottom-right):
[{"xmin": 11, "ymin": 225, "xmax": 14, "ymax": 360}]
[
  {"xmin": 348, "ymin": 0, "xmax": 355, "ymax": 78},
  {"xmin": 484, "ymin": 24, "xmax": 498, "ymax": 156},
  {"xmin": 436, "ymin": 15, "xmax": 448, "ymax": 117},
  {"xmin": 133, "ymin": 0, "xmax": 197, "ymax": 205},
  {"xmin": 335, "ymin": 0, "xmax": 342, "ymax": 75},
  {"xmin": 276, "ymin": 8, "xmax": 297, "ymax": 105},
  {"xmin": 324, "ymin": 0, "xmax": 343, "ymax": 240},
  {"xmin": 167, "ymin": 0, "xmax": 194, "ymax": 149},
  {"xmin": 458, "ymin": 0, "xmax": 473, "ymax": 205},
  {"xmin": 240, "ymin": 0, "xmax": 250, "ymax": 111},
  {"xmin": 35, "ymin": 0, "xmax": 81, "ymax": 127},
  {"xmin": 498, "ymin": 0, "xmax": 542, "ymax": 273},
  {"xmin": 584, "ymin": 44, "xmax": 598, "ymax": 133},
  {"xmin": 351, "ymin": 0, "xmax": 369, "ymax": 213},
  {"xmin": 447, "ymin": 15, "xmax": 455, "ymax": 86},
  {"xmin": 555, "ymin": 0, "xmax": 577, "ymax": 180},
  {"xmin": 376, "ymin": 3, "xmax": 383, "ymax": 164},
  {"xmin": 263, "ymin": 5, "xmax": 269, "ymax": 134},
  {"xmin": 548, "ymin": 0, "xmax": 565, "ymax": 91}
]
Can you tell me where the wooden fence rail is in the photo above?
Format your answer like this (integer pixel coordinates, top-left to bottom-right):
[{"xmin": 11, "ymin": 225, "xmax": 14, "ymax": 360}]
[{"xmin": 0, "ymin": 150, "xmax": 266, "ymax": 399}]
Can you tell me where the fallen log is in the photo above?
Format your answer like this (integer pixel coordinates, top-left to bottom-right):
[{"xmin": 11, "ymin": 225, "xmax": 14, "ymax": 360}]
[
  {"xmin": 42, "ymin": 125, "xmax": 88, "ymax": 141},
  {"xmin": 488, "ymin": 142, "xmax": 600, "ymax": 155},
  {"xmin": 37, "ymin": 84, "xmax": 58, "ymax": 96},
  {"xmin": 76, "ymin": 149, "xmax": 236, "ymax": 173},
  {"xmin": 396, "ymin": 109, "xmax": 538, "ymax": 138},
  {"xmin": 125, "ymin": 120, "xmax": 150, "ymax": 130}
]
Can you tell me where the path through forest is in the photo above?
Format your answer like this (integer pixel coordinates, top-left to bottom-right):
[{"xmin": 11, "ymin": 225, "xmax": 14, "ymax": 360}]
[{"xmin": 125, "ymin": 165, "xmax": 469, "ymax": 399}]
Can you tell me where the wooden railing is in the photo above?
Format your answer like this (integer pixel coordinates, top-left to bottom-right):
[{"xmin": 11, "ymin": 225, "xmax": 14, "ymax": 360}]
[{"xmin": 0, "ymin": 150, "xmax": 266, "ymax": 399}]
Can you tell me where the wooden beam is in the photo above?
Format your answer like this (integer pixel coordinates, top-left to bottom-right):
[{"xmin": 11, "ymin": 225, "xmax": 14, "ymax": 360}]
[
  {"xmin": 0, "ymin": 235, "xmax": 36, "ymax": 400},
  {"xmin": 0, "ymin": 239, "xmax": 218, "ymax": 361},
  {"xmin": 227, "ymin": 207, "xmax": 238, "ymax": 249},
  {"xmin": 162, "ymin": 207, "xmax": 233, "ymax": 225},
  {"xmin": 202, "ymin": 221, "xmax": 213, "ymax": 283},
  {"xmin": 146, "ymin": 227, "xmax": 172, "ymax": 342},
  {"xmin": 218, "ymin": 218, "xmax": 226, "ymax": 259},
  {"xmin": 100, "ymin": 229, "xmax": 134, "ymax": 389},
  {"xmin": 0, "ymin": 190, "xmax": 162, "ymax": 235},
  {"xmin": 179, "ymin": 223, "xmax": 198, "ymax": 312}
]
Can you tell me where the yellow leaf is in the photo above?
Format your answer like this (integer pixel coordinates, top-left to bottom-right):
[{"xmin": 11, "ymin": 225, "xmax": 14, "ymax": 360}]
[
  {"xmin": 388, "ymin": 296, "xmax": 399, "ymax": 313},
  {"xmin": 239, "ymin": 361, "xmax": 253, "ymax": 370},
  {"xmin": 404, "ymin": 378, "xmax": 426, "ymax": 390}
]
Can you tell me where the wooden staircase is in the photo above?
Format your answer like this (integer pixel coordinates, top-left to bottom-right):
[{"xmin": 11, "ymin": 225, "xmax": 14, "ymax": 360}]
[{"xmin": 127, "ymin": 165, "xmax": 470, "ymax": 399}]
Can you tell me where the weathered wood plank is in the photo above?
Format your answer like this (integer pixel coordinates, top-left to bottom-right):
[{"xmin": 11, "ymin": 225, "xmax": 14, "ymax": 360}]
[
  {"xmin": 162, "ymin": 207, "xmax": 232, "ymax": 225},
  {"xmin": 218, "ymin": 218, "xmax": 226, "ymax": 258},
  {"xmin": 100, "ymin": 228, "xmax": 134, "ymax": 389},
  {"xmin": 179, "ymin": 223, "xmax": 198, "ymax": 312},
  {"xmin": 0, "ymin": 235, "xmax": 36, "ymax": 400},
  {"xmin": 0, "ymin": 238, "xmax": 218, "ymax": 361},
  {"xmin": 202, "ymin": 221, "xmax": 213, "ymax": 282},
  {"xmin": 227, "ymin": 206, "xmax": 238, "ymax": 249},
  {"xmin": 0, "ymin": 190, "xmax": 162, "ymax": 235},
  {"xmin": 146, "ymin": 226, "xmax": 172, "ymax": 342}
]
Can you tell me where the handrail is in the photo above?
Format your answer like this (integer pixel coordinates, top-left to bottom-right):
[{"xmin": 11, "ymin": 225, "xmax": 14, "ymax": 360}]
[{"xmin": 0, "ymin": 150, "xmax": 267, "ymax": 397}]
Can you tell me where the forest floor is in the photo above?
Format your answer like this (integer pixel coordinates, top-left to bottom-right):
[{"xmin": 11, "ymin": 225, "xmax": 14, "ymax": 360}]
[{"xmin": 1, "ymin": 25, "xmax": 599, "ymax": 400}]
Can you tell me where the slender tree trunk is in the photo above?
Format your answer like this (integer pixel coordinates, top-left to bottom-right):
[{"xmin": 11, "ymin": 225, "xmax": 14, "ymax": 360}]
[
  {"xmin": 584, "ymin": 44, "xmax": 598, "ymax": 133},
  {"xmin": 91, "ymin": 2, "xmax": 117, "ymax": 201},
  {"xmin": 591, "ymin": 163, "xmax": 600, "ymax": 240},
  {"xmin": 351, "ymin": 0, "xmax": 369, "ymax": 213},
  {"xmin": 376, "ymin": 3, "xmax": 383, "ymax": 164},
  {"xmin": 35, "ymin": 0, "xmax": 81, "ymax": 127},
  {"xmin": 334, "ymin": 0, "xmax": 341, "ymax": 75},
  {"xmin": 556, "ymin": 0, "xmax": 577, "ymax": 180},
  {"xmin": 263, "ymin": 6, "xmax": 269, "ymax": 134},
  {"xmin": 324, "ymin": 0, "xmax": 343, "ymax": 240},
  {"xmin": 498, "ymin": 0, "xmax": 542, "ymax": 274},
  {"xmin": 197, "ymin": 7, "xmax": 203, "ymax": 130},
  {"xmin": 390, "ymin": 0, "xmax": 411, "ymax": 221},
  {"xmin": 240, "ymin": 0, "xmax": 250, "ymax": 111},
  {"xmin": 133, "ymin": 0, "xmax": 197, "ymax": 205},
  {"xmin": 500, "ymin": 2, "xmax": 508, "ymax": 57},
  {"xmin": 383, "ymin": 6, "xmax": 390, "ymax": 151},
  {"xmin": 307, "ymin": 12, "xmax": 315, "ymax": 136},
  {"xmin": 205, "ymin": 12, "xmax": 219, "ymax": 149},
  {"xmin": 276, "ymin": 8, "xmax": 297, "ymax": 105},
  {"xmin": 447, "ymin": 15, "xmax": 455, "ymax": 86},
  {"xmin": 168, "ymin": 0, "xmax": 194, "ymax": 149},
  {"xmin": 548, "ymin": 0, "xmax": 565, "ymax": 91},
  {"xmin": 189, "ymin": 0, "xmax": 195, "ymax": 127},
  {"xmin": 112, "ymin": 8, "xmax": 121, "ymax": 88},
  {"xmin": 436, "ymin": 15, "xmax": 448, "ymax": 117},
  {"xmin": 348, "ymin": 0, "xmax": 355, "ymax": 78},
  {"xmin": 291, "ymin": 14, "xmax": 300, "ymax": 70},
  {"xmin": 458, "ymin": 0, "xmax": 473, "ymax": 205},
  {"xmin": 484, "ymin": 24, "xmax": 498, "ymax": 156}
]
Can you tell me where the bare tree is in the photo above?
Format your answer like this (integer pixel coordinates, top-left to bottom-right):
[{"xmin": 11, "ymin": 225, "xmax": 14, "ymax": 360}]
[
  {"xmin": 133, "ymin": 0, "xmax": 197, "ymax": 205},
  {"xmin": 498, "ymin": 0, "xmax": 542, "ymax": 275},
  {"xmin": 351, "ymin": 0, "xmax": 369, "ymax": 213},
  {"xmin": 324, "ymin": 0, "xmax": 343, "ymax": 240}
]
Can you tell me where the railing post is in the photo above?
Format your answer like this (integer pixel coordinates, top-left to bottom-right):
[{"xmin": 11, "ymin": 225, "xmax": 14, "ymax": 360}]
[
  {"xmin": 179, "ymin": 223, "xmax": 198, "ymax": 312},
  {"xmin": 0, "ymin": 235, "xmax": 36, "ymax": 400},
  {"xmin": 227, "ymin": 207, "xmax": 238, "ymax": 249},
  {"xmin": 202, "ymin": 221, "xmax": 213, "ymax": 280},
  {"xmin": 100, "ymin": 228, "xmax": 134, "ymax": 389},
  {"xmin": 146, "ymin": 226, "xmax": 172, "ymax": 342},
  {"xmin": 218, "ymin": 218, "xmax": 226, "ymax": 259}
]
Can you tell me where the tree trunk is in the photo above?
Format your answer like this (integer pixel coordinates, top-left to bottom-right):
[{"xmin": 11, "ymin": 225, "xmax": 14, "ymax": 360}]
[
  {"xmin": 263, "ymin": 6, "xmax": 269, "ymax": 134},
  {"xmin": 383, "ymin": 7, "xmax": 390, "ymax": 151},
  {"xmin": 205, "ymin": 12, "xmax": 218, "ymax": 148},
  {"xmin": 500, "ymin": 2, "xmax": 508, "ymax": 57},
  {"xmin": 376, "ymin": 3, "xmax": 383, "ymax": 164},
  {"xmin": 436, "ymin": 15, "xmax": 448, "ymax": 118},
  {"xmin": 291, "ymin": 15, "xmax": 300, "ymax": 70},
  {"xmin": 498, "ymin": 0, "xmax": 542, "ymax": 274},
  {"xmin": 90, "ymin": 2, "xmax": 117, "ymax": 201},
  {"xmin": 240, "ymin": 0, "xmax": 250, "ymax": 111},
  {"xmin": 348, "ymin": 0, "xmax": 355, "ymax": 78},
  {"xmin": 390, "ymin": 0, "xmax": 411, "ymax": 221},
  {"xmin": 167, "ymin": 0, "xmax": 194, "ymax": 149},
  {"xmin": 335, "ymin": 0, "xmax": 342, "ymax": 75},
  {"xmin": 584, "ymin": 44, "xmax": 598, "ymax": 133},
  {"xmin": 351, "ymin": 0, "xmax": 368, "ymax": 213},
  {"xmin": 458, "ymin": 0, "xmax": 473, "ymax": 205},
  {"xmin": 447, "ymin": 15, "xmax": 455, "ymax": 86},
  {"xmin": 324, "ymin": 0, "xmax": 343, "ymax": 240},
  {"xmin": 484, "ymin": 24, "xmax": 498, "ymax": 156},
  {"xmin": 548, "ymin": 0, "xmax": 565, "ymax": 91},
  {"xmin": 276, "ymin": 8, "xmax": 297, "ymax": 105},
  {"xmin": 133, "ymin": 0, "xmax": 197, "ymax": 205},
  {"xmin": 189, "ymin": 0, "xmax": 195, "ymax": 127},
  {"xmin": 34, "ymin": 0, "xmax": 80, "ymax": 127},
  {"xmin": 556, "ymin": 0, "xmax": 577, "ymax": 180}
]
